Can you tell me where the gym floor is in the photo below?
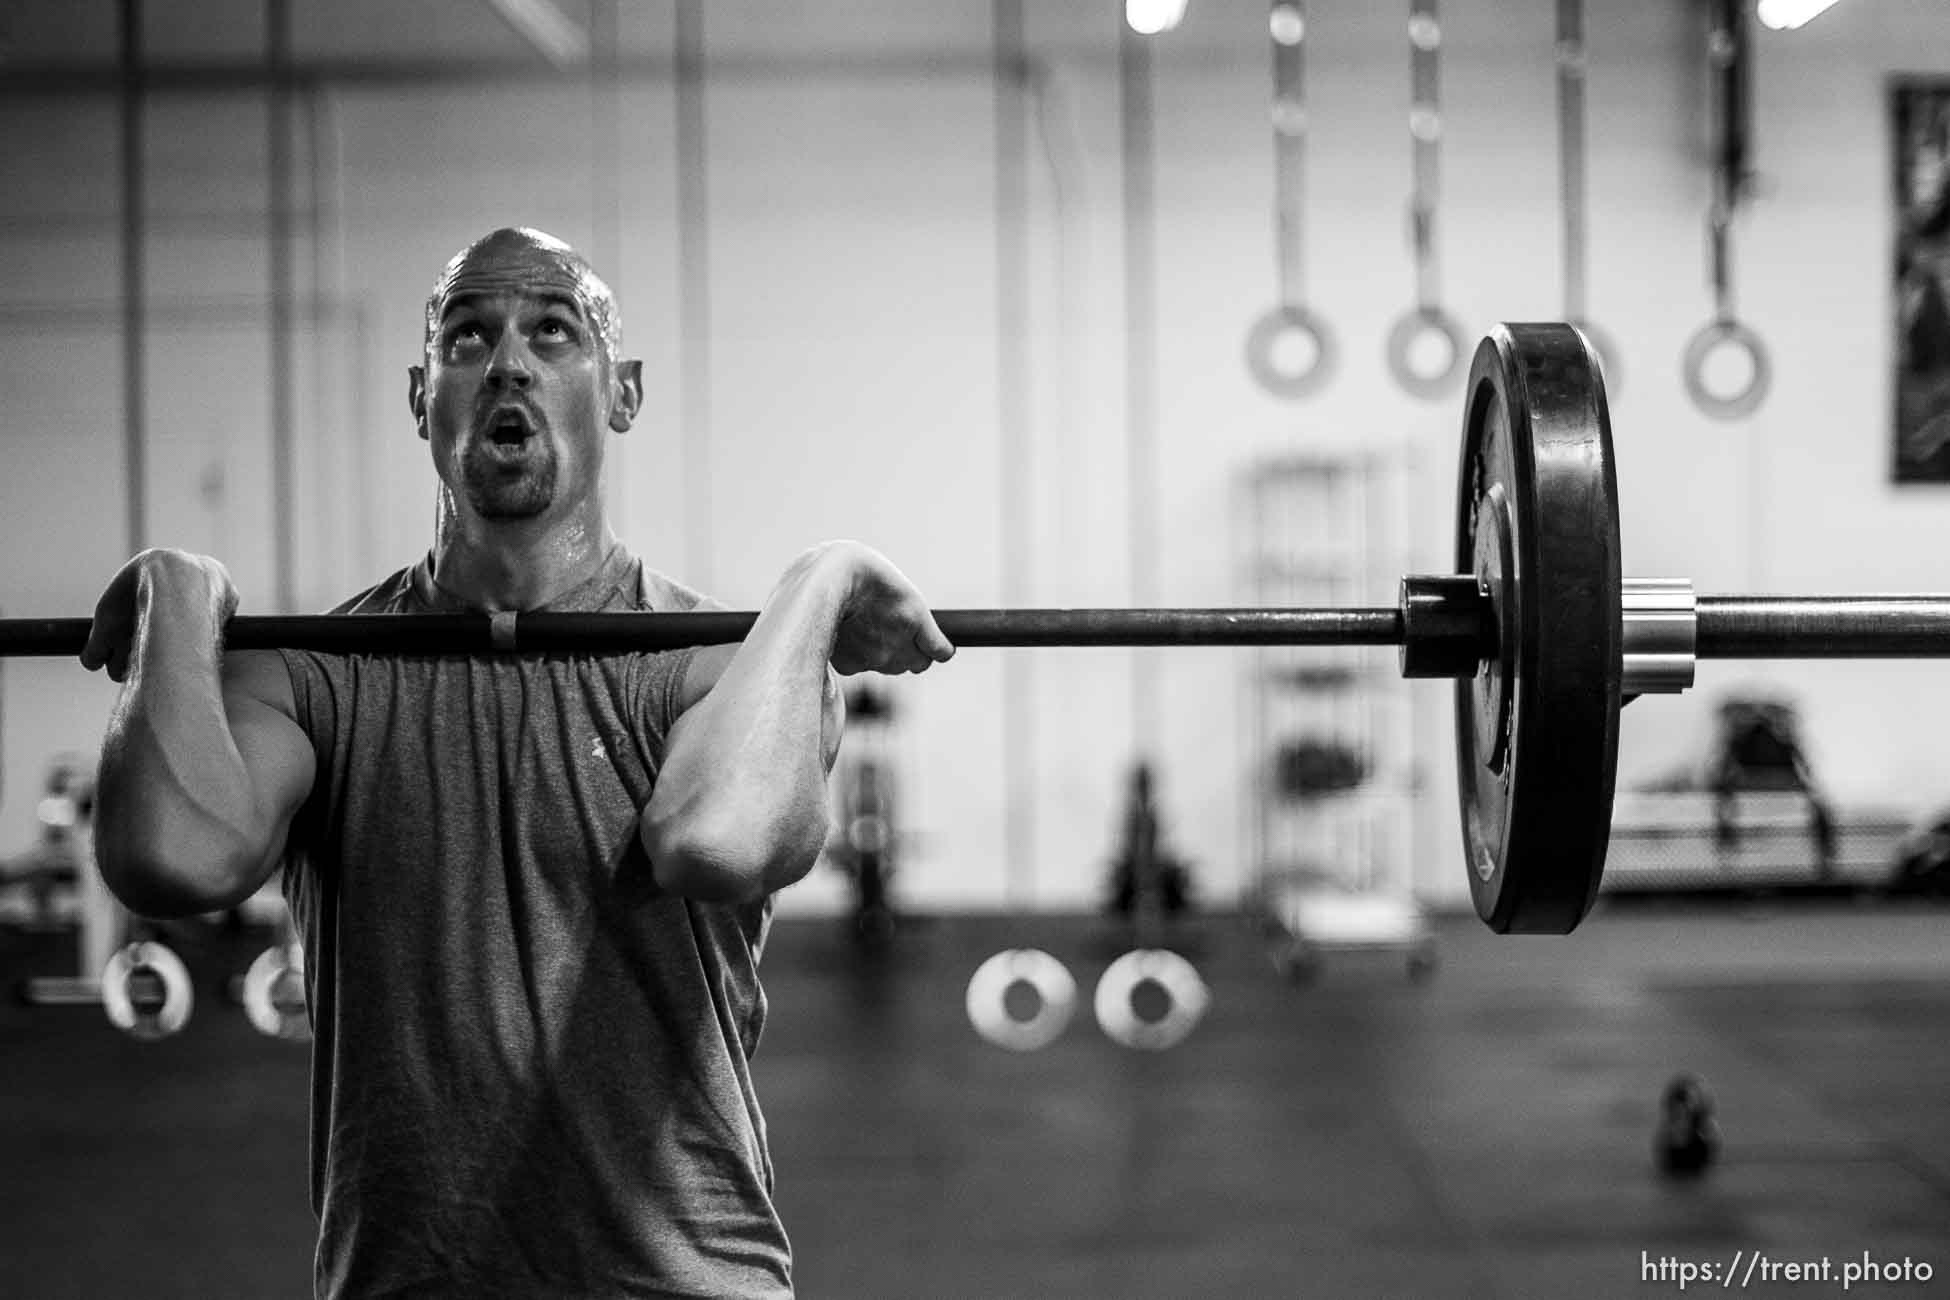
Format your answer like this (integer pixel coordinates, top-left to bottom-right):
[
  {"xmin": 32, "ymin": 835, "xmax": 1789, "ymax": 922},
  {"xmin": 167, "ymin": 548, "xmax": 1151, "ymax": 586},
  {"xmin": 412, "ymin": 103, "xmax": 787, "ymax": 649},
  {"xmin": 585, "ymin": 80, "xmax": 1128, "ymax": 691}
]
[{"xmin": 3, "ymin": 900, "xmax": 1947, "ymax": 1299}]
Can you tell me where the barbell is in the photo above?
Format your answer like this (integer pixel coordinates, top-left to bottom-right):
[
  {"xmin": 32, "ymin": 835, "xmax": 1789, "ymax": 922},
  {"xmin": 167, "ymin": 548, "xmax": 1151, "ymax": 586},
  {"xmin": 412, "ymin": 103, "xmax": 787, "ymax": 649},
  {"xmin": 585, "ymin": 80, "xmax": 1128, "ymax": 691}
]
[{"xmin": 5, "ymin": 323, "xmax": 1945, "ymax": 932}]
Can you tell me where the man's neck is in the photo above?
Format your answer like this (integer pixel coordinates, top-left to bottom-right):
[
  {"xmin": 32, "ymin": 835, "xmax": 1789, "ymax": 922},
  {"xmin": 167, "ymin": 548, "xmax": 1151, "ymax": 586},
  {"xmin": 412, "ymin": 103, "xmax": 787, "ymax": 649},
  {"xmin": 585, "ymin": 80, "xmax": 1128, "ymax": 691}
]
[{"xmin": 427, "ymin": 503, "xmax": 620, "ymax": 612}]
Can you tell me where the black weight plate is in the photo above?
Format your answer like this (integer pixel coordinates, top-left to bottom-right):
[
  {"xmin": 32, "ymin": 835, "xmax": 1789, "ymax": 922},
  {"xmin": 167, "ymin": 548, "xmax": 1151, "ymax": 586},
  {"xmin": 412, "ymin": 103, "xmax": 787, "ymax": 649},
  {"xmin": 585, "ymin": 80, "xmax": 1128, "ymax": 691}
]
[{"xmin": 1453, "ymin": 323, "xmax": 1621, "ymax": 933}]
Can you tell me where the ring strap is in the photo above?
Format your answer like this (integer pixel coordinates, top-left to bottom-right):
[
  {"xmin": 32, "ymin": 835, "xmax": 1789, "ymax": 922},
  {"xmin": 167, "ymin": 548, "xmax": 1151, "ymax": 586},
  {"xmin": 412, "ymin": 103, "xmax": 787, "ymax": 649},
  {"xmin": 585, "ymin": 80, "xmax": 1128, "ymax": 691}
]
[
  {"xmin": 1705, "ymin": 0, "xmax": 1749, "ymax": 324},
  {"xmin": 1683, "ymin": 0, "xmax": 1768, "ymax": 419},
  {"xmin": 1556, "ymin": 0, "xmax": 1589, "ymax": 323},
  {"xmin": 1707, "ymin": 209, "xmax": 1735, "ymax": 324},
  {"xmin": 1270, "ymin": 1, "xmax": 1308, "ymax": 306},
  {"xmin": 1407, "ymin": 0, "xmax": 1444, "ymax": 313}
]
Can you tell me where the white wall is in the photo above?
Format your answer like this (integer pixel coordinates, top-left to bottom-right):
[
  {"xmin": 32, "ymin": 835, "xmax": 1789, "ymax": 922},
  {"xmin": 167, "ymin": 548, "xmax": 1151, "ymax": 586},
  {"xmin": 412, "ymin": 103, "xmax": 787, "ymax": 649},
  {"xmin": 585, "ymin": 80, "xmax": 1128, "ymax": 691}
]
[{"xmin": 2, "ymin": 0, "xmax": 1948, "ymax": 916}]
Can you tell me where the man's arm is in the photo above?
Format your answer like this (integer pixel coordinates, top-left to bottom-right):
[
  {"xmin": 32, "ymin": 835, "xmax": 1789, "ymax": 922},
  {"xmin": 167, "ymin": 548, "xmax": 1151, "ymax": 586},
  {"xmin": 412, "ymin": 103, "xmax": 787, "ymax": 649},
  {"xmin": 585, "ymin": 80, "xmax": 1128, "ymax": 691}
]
[
  {"xmin": 675, "ymin": 646, "xmax": 847, "ymax": 772},
  {"xmin": 639, "ymin": 542, "xmax": 949, "ymax": 902},
  {"xmin": 87, "ymin": 552, "xmax": 316, "ymax": 918}
]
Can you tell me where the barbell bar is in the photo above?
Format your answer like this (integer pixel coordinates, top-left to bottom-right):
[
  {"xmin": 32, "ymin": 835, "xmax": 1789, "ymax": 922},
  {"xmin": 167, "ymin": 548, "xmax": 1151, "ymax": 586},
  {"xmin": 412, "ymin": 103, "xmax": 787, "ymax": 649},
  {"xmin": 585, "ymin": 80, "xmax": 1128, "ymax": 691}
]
[{"xmin": 4, "ymin": 324, "xmax": 1946, "ymax": 934}]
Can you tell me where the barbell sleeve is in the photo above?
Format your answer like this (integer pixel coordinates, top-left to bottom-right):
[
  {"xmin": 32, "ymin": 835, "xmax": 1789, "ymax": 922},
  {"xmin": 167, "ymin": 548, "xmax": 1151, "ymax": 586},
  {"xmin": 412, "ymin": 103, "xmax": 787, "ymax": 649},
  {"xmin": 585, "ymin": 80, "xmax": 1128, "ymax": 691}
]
[{"xmin": 1694, "ymin": 595, "xmax": 1950, "ymax": 658}]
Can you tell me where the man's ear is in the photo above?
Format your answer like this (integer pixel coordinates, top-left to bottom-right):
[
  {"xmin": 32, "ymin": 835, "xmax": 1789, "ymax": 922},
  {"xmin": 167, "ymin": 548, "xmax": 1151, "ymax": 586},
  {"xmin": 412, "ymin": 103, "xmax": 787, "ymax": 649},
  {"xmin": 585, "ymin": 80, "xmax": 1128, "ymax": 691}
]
[
  {"xmin": 408, "ymin": 365, "xmax": 428, "ymax": 440},
  {"xmin": 608, "ymin": 359, "xmax": 643, "ymax": 434}
]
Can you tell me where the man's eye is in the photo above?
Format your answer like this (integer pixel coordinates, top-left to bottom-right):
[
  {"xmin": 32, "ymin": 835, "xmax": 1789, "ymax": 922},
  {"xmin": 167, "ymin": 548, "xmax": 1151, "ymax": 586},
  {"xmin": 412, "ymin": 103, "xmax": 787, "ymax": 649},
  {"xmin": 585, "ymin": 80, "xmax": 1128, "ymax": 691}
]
[
  {"xmin": 538, "ymin": 319, "xmax": 574, "ymax": 340},
  {"xmin": 448, "ymin": 324, "xmax": 484, "ymax": 346}
]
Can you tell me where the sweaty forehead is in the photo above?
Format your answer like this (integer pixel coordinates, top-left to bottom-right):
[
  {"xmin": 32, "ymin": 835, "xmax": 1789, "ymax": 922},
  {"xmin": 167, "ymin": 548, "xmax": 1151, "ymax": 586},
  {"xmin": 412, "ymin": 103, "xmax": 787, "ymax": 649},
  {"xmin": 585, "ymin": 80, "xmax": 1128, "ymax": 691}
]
[
  {"xmin": 424, "ymin": 229, "xmax": 621, "ymax": 353},
  {"xmin": 435, "ymin": 247, "xmax": 602, "ymax": 319}
]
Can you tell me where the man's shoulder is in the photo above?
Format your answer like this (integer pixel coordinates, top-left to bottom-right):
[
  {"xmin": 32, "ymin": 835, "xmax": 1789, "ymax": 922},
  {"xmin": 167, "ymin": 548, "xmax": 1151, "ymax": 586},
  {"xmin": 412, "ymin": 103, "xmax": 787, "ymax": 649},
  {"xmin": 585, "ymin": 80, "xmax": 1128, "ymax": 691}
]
[
  {"xmin": 269, "ymin": 566, "xmax": 422, "ymax": 694},
  {"xmin": 319, "ymin": 556, "xmax": 723, "ymax": 615},
  {"xmin": 327, "ymin": 562, "xmax": 427, "ymax": 615},
  {"xmin": 637, "ymin": 566, "xmax": 726, "ymax": 614}
]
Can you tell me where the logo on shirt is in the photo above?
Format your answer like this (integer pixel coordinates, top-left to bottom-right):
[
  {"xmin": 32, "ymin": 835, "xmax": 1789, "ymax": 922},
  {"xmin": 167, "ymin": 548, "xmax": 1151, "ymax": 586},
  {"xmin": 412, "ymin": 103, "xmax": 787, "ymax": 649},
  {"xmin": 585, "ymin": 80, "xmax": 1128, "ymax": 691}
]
[{"xmin": 590, "ymin": 737, "xmax": 608, "ymax": 761}]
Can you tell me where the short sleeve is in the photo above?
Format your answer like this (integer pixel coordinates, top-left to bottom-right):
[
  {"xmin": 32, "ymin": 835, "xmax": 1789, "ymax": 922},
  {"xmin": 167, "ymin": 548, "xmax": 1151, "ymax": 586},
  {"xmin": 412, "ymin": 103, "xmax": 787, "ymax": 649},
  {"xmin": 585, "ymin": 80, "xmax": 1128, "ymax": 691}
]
[
  {"xmin": 274, "ymin": 650, "xmax": 341, "ymax": 796},
  {"xmin": 631, "ymin": 566, "xmax": 724, "ymax": 762},
  {"xmin": 270, "ymin": 649, "xmax": 342, "ymax": 899},
  {"xmin": 631, "ymin": 646, "xmax": 701, "ymax": 766}
]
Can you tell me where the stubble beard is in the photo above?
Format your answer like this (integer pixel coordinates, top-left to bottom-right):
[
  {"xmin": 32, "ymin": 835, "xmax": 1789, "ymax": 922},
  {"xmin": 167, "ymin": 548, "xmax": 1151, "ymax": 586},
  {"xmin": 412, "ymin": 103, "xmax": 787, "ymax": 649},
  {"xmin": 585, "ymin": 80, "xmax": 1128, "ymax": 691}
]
[{"xmin": 460, "ymin": 439, "xmax": 558, "ymax": 519}]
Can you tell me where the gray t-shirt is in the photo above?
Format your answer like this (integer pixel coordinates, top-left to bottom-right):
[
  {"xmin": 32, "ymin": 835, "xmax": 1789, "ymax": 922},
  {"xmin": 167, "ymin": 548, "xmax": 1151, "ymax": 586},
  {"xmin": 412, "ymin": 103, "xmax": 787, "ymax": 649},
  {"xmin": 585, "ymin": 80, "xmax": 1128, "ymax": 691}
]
[{"xmin": 275, "ymin": 547, "xmax": 791, "ymax": 1299}]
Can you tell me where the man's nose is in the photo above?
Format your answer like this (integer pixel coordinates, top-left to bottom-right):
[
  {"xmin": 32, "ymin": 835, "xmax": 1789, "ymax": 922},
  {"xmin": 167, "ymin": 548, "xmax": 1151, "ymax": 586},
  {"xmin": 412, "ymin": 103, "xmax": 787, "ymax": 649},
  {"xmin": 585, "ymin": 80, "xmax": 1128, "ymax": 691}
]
[{"xmin": 485, "ymin": 334, "xmax": 533, "ymax": 390}]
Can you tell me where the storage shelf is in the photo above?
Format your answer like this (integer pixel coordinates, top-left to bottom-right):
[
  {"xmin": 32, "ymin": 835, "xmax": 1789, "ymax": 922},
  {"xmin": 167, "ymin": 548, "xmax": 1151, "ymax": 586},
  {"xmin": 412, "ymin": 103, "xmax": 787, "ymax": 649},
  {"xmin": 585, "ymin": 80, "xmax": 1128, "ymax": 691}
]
[{"xmin": 1241, "ymin": 448, "xmax": 1422, "ymax": 959}]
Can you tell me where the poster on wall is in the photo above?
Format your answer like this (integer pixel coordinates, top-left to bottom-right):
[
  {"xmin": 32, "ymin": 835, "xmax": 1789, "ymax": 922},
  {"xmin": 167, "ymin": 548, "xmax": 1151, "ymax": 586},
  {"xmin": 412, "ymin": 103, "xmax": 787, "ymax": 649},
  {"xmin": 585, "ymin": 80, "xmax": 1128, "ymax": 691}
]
[{"xmin": 1893, "ymin": 80, "xmax": 1950, "ymax": 483}]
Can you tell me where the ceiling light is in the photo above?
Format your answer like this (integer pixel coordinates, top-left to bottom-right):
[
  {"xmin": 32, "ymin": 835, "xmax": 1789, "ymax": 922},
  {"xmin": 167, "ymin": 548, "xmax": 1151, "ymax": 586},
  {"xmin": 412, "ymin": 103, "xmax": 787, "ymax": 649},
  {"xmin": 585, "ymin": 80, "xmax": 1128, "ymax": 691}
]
[
  {"xmin": 1126, "ymin": 0, "xmax": 1190, "ymax": 37},
  {"xmin": 1756, "ymin": 0, "xmax": 1845, "ymax": 32}
]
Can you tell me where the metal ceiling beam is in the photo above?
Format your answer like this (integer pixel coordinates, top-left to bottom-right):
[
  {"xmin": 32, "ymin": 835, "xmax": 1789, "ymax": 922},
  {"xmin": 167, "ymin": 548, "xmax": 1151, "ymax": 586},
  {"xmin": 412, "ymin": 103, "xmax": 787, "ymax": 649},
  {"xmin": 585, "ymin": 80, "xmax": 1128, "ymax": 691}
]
[{"xmin": 0, "ymin": 51, "xmax": 1031, "ymax": 97}]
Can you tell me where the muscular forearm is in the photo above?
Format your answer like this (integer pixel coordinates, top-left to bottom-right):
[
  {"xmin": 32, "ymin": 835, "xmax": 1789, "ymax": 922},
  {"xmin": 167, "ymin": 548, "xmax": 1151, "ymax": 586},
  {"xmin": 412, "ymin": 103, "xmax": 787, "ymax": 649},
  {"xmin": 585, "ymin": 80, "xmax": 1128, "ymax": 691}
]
[
  {"xmin": 96, "ymin": 572, "xmax": 265, "ymax": 916},
  {"xmin": 642, "ymin": 553, "xmax": 841, "ymax": 900}
]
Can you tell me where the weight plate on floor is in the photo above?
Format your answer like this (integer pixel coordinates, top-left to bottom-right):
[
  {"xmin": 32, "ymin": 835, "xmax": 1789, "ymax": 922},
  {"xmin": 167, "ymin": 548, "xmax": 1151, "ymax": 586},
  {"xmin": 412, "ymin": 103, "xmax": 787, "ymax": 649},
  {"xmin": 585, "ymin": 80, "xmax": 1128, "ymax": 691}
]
[
  {"xmin": 242, "ymin": 943, "xmax": 311, "ymax": 1041},
  {"xmin": 1093, "ymin": 948, "xmax": 1209, "ymax": 1051},
  {"xmin": 965, "ymin": 949, "xmax": 1077, "ymax": 1052},
  {"xmin": 101, "ymin": 941, "xmax": 193, "ymax": 1040},
  {"xmin": 1454, "ymin": 322, "xmax": 1622, "ymax": 933}
]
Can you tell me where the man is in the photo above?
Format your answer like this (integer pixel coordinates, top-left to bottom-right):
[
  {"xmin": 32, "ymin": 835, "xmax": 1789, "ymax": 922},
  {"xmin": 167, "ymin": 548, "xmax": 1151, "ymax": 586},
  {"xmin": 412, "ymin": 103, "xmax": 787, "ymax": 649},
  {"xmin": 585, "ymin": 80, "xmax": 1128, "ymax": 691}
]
[{"xmin": 83, "ymin": 227, "xmax": 954, "ymax": 1298}]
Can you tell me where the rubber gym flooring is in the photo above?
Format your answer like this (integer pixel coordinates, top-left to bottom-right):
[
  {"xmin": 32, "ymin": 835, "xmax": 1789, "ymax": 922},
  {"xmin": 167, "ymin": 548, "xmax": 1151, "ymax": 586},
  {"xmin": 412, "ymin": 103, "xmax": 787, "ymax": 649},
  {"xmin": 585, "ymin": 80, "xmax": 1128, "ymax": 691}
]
[{"xmin": 2, "ymin": 901, "xmax": 1947, "ymax": 1299}]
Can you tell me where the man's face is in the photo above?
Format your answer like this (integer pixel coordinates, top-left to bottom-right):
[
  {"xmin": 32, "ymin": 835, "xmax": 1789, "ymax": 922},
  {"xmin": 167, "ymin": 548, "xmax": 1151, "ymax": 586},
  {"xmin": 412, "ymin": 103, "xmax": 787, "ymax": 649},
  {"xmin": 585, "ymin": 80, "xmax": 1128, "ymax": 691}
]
[{"xmin": 412, "ymin": 238, "xmax": 627, "ymax": 522}]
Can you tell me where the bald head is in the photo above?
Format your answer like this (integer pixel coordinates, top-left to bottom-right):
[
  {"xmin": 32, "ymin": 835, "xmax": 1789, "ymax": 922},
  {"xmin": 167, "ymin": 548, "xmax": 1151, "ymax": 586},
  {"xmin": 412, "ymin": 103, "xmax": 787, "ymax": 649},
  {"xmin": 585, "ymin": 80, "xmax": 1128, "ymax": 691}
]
[{"xmin": 424, "ymin": 227, "xmax": 622, "ymax": 366}]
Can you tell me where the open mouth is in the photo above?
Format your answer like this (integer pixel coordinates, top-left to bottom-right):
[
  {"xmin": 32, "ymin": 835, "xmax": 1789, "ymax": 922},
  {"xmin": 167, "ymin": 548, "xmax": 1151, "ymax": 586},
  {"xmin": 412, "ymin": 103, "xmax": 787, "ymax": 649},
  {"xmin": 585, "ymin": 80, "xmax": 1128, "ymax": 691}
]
[{"xmin": 483, "ymin": 407, "xmax": 537, "ymax": 445}]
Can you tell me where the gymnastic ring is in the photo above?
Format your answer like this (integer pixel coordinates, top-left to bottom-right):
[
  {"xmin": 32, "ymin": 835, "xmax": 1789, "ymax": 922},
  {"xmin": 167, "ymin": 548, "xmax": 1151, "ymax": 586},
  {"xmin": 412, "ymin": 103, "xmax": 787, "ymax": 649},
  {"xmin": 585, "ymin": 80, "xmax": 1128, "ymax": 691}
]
[
  {"xmin": 1566, "ymin": 319, "xmax": 1622, "ymax": 396},
  {"xmin": 965, "ymin": 948, "xmax": 1077, "ymax": 1052},
  {"xmin": 242, "ymin": 942, "xmax": 311, "ymax": 1040},
  {"xmin": 1244, "ymin": 304, "xmax": 1337, "ymax": 399},
  {"xmin": 1093, "ymin": 948, "xmax": 1209, "ymax": 1052},
  {"xmin": 101, "ymin": 941, "xmax": 193, "ymax": 1041},
  {"xmin": 1384, "ymin": 305, "xmax": 1467, "ymax": 400},
  {"xmin": 1682, "ymin": 318, "xmax": 1771, "ymax": 420}
]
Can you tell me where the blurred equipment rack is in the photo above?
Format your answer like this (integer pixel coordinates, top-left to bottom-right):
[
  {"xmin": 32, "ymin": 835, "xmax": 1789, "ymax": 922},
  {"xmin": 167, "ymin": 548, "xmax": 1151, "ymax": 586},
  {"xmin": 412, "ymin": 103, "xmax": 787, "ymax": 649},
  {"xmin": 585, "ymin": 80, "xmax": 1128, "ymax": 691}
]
[{"xmin": 1239, "ymin": 449, "xmax": 1433, "ymax": 981}]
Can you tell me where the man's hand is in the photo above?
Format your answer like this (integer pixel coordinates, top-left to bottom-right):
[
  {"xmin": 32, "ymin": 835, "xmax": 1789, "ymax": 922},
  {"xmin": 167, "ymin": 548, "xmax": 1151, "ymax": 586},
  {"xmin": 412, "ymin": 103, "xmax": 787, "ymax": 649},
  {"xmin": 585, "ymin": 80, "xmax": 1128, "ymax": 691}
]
[
  {"xmin": 795, "ymin": 540, "xmax": 956, "ymax": 677},
  {"xmin": 80, "ymin": 549, "xmax": 237, "ymax": 682}
]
